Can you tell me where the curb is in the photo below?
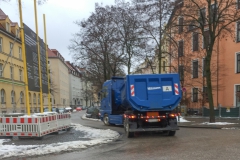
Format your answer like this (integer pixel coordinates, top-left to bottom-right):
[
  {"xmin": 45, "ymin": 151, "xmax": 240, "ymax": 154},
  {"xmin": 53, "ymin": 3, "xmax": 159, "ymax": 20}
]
[{"xmin": 178, "ymin": 125, "xmax": 223, "ymax": 129}]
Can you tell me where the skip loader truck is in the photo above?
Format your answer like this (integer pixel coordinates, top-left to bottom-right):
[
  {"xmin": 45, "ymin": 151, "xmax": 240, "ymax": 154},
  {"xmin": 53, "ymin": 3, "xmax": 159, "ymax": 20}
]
[{"xmin": 99, "ymin": 74, "xmax": 182, "ymax": 138}]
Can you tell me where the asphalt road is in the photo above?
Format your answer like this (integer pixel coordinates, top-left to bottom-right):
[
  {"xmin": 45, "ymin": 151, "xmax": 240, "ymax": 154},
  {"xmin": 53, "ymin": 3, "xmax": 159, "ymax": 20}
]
[{"xmin": 4, "ymin": 111, "xmax": 240, "ymax": 160}]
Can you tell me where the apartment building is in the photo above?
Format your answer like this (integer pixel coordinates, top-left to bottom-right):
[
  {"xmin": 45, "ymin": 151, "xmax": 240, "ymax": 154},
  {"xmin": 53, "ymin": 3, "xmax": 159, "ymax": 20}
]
[
  {"xmin": 0, "ymin": 9, "xmax": 25, "ymax": 113},
  {"xmin": 168, "ymin": 0, "xmax": 240, "ymax": 109},
  {"xmin": 0, "ymin": 9, "xmax": 50, "ymax": 113},
  {"xmin": 48, "ymin": 49, "xmax": 70, "ymax": 108},
  {"xmin": 65, "ymin": 61, "xmax": 82, "ymax": 108}
]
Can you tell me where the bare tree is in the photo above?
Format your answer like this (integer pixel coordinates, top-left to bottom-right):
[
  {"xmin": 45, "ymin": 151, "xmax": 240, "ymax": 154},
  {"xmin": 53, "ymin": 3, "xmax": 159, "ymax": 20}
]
[
  {"xmin": 69, "ymin": 3, "xmax": 125, "ymax": 83},
  {"xmin": 132, "ymin": 0, "xmax": 174, "ymax": 73},
  {"xmin": 169, "ymin": 0, "xmax": 240, "ymax": 122},
  {"xmin": 49, "ymin": 71, "xmax": 58, "ymax": 97},
  {"xmin": 112, "ymin": 0, "xmax": 146, "ymax": 74}
]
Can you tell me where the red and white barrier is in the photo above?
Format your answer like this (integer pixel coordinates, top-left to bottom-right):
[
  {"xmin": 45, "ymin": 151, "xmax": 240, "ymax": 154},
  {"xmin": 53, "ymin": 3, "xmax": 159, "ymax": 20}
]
[{"xmin": 0, "ymin": 113, "xmax": 71, "ymax": 138}]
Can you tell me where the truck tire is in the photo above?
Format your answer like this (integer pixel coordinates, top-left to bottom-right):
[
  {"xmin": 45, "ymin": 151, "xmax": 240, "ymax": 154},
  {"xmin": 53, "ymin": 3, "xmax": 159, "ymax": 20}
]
[
  {"xmin": 103, "ymin": 114, "xmax": 110, "ymax": 126},
  {"xmin": 168, "ymin": 131, "xmax": 176, "ymax": 136},
  {"xmin": 125, "ymin": 123, "xmax": 134, "ymax": 138}
]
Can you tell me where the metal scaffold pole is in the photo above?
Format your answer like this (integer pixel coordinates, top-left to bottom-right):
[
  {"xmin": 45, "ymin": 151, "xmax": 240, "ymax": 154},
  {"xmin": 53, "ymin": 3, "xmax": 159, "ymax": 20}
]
[
  {"xmin": 18, "ymin": 0, "xmax": 31, "ymax": 115},
  {"xmin": 34, "ymin": 0, "xmax": 44, "ymax": 113},
  {"xmin": 43, "ymin": 14, "xmax": 51, "ymax": 111}
]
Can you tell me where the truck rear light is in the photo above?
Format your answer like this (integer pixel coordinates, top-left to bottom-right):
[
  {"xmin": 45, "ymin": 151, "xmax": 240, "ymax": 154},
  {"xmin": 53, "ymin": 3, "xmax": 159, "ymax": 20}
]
[
  {"xmin": 169, "ymin": 114, "xmax": 176, "ymax": 118},
  {"xmin": 129, "ymin": 115, "xmax": 136, "ymax": 119}
]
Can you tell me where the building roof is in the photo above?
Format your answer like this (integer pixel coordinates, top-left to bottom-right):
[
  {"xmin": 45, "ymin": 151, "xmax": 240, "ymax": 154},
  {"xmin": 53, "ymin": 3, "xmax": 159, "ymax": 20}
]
[
  {"xmin": 10, "ymin": 22, "xmax": 18, "ymax": 27},
  {"xmin": 48, "ymin": 48, "xmax": 57, "ymax": 57},
  {"xmin": 0, "ymin": 8, "xmax": 7, "ymax": 20},
  {"xmin": 65, "ymin": 61, "xmax": 75, "ymax": 71}
]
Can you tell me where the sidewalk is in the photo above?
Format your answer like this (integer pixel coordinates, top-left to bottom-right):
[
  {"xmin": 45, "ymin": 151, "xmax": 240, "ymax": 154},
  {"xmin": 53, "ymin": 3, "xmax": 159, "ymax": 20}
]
[{"xmin": 178, "ymin": 116, "xmax": 240, "ymax": 129}]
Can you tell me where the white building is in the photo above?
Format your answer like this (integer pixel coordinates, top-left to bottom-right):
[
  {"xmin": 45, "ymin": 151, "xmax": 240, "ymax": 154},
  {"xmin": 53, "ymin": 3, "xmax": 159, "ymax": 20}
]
[{"xmin": 65, "ymin": 61, "xmax": 82, "ymax": 108}]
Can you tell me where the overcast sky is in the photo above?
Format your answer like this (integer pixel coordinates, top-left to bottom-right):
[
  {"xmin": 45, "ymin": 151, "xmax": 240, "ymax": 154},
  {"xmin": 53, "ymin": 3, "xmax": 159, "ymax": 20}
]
[{"xmin": 0, "ymin": 0, "xmax": 118, "ymax": 62}]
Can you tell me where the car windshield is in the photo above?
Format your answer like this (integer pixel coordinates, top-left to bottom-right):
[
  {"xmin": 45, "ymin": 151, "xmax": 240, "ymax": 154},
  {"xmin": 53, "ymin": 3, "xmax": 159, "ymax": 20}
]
[{"xmin": 86, "ymin": 107, "xmax": 95, "ymax": 113}]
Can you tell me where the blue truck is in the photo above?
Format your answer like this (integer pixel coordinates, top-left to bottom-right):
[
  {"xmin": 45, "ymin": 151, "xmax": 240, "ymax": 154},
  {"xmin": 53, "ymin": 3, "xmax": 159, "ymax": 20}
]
[{"xmin": 99, "ymin": 74, "xmax": 182, "ymax": 138}]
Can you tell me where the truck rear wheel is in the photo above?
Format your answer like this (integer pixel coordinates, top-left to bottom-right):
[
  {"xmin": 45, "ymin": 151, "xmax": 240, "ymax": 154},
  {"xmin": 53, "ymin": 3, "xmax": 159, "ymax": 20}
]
[
  {"xmin": 168, "ymin": 131, "xmax": 176, "ymax": 136},
  {"xmin": 125, "ymin": 123, "xmax": 134, "ymax": 138},
  {"xmin": 103, "ymin": 114, "xmax": 110, "ymax": 126}
]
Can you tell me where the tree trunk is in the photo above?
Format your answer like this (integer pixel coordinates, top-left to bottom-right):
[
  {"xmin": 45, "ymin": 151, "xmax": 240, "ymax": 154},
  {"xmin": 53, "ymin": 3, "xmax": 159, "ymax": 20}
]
[{"xmin": 206, "ymin": 51, "xmax": 215, "ymax": 123}]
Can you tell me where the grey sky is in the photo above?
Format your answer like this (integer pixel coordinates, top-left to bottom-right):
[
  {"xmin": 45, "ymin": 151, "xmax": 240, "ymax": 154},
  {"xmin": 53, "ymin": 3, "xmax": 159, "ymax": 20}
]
[{"xmin": 1, "ymin": 0, "xmax": 117, "ymax": 62}]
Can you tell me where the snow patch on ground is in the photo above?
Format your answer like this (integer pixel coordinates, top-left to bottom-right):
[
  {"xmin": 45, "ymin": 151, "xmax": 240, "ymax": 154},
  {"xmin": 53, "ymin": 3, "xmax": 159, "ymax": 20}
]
[{"xmin": 0, "ymin": 123, "xmax": 119, "ymax": 159}]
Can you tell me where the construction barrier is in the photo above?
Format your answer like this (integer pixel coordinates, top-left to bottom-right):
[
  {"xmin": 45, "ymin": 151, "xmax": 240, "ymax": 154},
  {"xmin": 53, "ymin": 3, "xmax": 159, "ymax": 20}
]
[{"xmin": 0, "ymin": 113, "xmax": 71, "ymax": 138}]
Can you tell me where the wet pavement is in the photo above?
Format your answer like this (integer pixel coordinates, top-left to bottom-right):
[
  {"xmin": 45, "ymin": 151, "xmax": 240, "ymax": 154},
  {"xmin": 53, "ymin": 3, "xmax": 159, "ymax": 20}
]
[{"xmin": 1, "ymin": 114, "xmax": 240, "ymax": 146}]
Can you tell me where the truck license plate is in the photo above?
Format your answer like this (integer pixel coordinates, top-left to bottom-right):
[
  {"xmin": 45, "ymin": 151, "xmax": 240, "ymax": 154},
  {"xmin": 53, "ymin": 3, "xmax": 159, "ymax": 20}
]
[{"xmin": 148, "ymin": 119, "xmax": 158, "ymax": 122}]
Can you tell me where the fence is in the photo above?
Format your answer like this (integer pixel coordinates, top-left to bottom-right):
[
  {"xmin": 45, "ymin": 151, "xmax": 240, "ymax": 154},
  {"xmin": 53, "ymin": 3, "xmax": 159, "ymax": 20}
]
[
  {"xmin": 0, "ymin": 113, "xmax": 71, "ymax": 138},
  {"xmin": 203, "ymin": 107, "xmax": 240, "ymax": 117}
]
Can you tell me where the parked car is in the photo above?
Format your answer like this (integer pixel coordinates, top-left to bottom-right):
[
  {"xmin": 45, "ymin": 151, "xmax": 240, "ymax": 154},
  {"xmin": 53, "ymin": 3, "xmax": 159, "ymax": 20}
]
[
  {"xmin": 64, "ymin": 107, "xmax": 73, "ymax": 113},
  {"xmin": 81, "ymin": 106, "xmax": 87, "ymax": 110},
  {"xmin": 76, "ymin": 107, "xmax": 82, "ymax": 111},
  {"xmin": 85, "ymin": 107, "xmax": 100, "ymax": 119},
  {"xmin": 58, "ymin": 108, "xmax": 64, "ymax": 113}
]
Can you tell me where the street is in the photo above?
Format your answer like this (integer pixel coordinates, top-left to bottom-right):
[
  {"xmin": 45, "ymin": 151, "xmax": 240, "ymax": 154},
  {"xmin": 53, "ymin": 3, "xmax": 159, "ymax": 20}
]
[{"xmin": 4, "ymin": 111, "xmax": 240, "ymax": 160}]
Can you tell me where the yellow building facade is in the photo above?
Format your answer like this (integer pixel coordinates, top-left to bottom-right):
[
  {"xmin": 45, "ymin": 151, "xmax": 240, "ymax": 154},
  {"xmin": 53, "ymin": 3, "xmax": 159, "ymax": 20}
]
[{"xmin": 0, "ymin": 9, "xmax": 44, "ymax": 114}]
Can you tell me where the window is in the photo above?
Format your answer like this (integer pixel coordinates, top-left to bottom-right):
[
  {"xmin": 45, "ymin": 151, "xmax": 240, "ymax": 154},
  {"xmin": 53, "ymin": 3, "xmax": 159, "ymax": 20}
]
[
  {"xmin": 6, "ymin": 22, "xmax": 10, "ymax": 32},
  {"xmin": 0, "ymin": 37, "xmax": 2, "ymax": 52},
  {"xmin": 16, "ymin": 29, "xmax": 19, "ymax": 38},
  {"xmin": 19, "ymin": 47, "xmax": 22, "ymax": 59},
  {"xmin": 0, "ymin": 63, "xmax": 3, "ymax": 77},
  {"xmin": 175, "ymin": 0, "xmax": 184, "ymax": 7},
  {"xmin": 236, "ymin": 54, "xmax": 240, "ymax": 73},
  {"xmin": 11, "ymin": 90, "xmax": 15, "ymax": 104},
  {"xmin": 1, "ymin": 89, "xmax": 5, "ymax": 103},
  {"xmin": 237, "ymin": 22, "xmax": 240, "ymax": 42},
  {"xmin": 188, "ymin": 21, "xmax": 195, "ymax": 31},
  {"xmin": 192, "ymin": 60, "xmax": 198, "ymax": 78},
  {"xmin": 38, "ymin": 94, "xmax": 40, "ymax": 104},
  {"xmin": 179, "ymin": 65, "xmax": 184, "ymax": 81},
  {"xmin": 203, "ymin": 58, "xmax": 206, "ymax": 77},
  {"xmin": 20, "ymin": 92, "xmax": 24, "ymax": 104},
  {"xmin": 203, "ymin": 30, "xmax": 210, "ymax": 49},
  {"xmin": 29, "ymin": 93, "xmax": 31, "ymax": 104},
  {"xmin": 10, "ymin": 42, "xmax": 13, "ymax": 55},
  {"xmin": 236, "ymin": 85, "xmax": 240, "ymax": 107},
  {"xmin": 203, "ymin": 87, "xmax": 208, "ymax": 102},
  {"xmin": 178, "ymin": 17, "xmax": 183, "ymax": 33},
  {"xmin": 192, "ymin": 32, "xmax": 199, "ymax": 51},
  {"xmin": 199, "ymin": 8, "xmax": 206, "ymax": 25},
  {"xmin": 192, "ymin": 88, "xmax": 198, "ymax": 102},
  {"xmin": 163, "ymin": 61, "xmax": 166, "ymax": 71},
  {"xmin": 10, "ymin": 66, "xmax": 13, "ymax": 79},
  {"xmin": 178, "ymin": 40, "xmax": 184, "ymax": 57},
  {"xmin": 33, "ymin": 93, "xmax": 36, "ymax": 104},
  {"xmin": 19, "ymin": 69, "xmax": 22, "ymax": 81},
  {"xmin": 210, "ymin": 3, "xmax": 217, "ymax": 22}
]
